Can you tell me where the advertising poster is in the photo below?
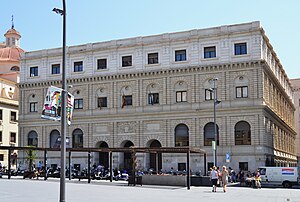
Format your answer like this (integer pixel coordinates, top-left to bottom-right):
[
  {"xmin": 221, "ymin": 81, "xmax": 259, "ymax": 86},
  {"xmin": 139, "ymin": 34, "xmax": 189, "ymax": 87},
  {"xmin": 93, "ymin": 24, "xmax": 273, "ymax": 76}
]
[{"xmin": 41, "ymin": 86, "xmax": 74, "ymax": 125}]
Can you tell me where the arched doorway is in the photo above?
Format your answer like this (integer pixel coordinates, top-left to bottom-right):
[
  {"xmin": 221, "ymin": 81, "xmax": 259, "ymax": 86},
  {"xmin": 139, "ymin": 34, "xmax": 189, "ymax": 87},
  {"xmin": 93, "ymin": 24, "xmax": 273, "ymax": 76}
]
[
  {"xmin": 149, "ymin": 140, "xmax": 162, "ymax": 173},
  {"xmin": 123, "ymin": 140, "xmax": 134, "ymax": 172},
  {"xmin": 97, "ymin": 141, "xmax": 109, "ymax": 169}
]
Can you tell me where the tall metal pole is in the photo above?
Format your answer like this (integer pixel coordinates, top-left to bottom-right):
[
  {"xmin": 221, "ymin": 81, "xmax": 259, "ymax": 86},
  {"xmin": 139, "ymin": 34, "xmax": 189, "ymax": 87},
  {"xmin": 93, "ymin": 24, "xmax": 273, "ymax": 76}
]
[
  {"xmin": 60, "ymin": 1, "xmax": 67, "ymax": 201},
  {"xmin": 213, "ymin": 79, "xmax": 217, "ymax": 167}
]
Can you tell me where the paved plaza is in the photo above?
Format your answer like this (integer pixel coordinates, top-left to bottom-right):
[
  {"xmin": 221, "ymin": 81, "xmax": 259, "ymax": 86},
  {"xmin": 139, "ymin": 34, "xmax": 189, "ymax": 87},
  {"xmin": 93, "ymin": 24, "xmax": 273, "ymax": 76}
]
[{"xmin": 0, "ymin": 178, "xmax": 299, "ymax": 202}]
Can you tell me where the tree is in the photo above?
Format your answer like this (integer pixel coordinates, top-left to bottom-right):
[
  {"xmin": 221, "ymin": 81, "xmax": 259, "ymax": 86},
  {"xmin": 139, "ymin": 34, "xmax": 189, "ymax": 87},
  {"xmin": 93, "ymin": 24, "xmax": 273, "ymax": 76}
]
[{"xmin": 25, "ymin": 147, "xmax": 37, "ymax": 171}]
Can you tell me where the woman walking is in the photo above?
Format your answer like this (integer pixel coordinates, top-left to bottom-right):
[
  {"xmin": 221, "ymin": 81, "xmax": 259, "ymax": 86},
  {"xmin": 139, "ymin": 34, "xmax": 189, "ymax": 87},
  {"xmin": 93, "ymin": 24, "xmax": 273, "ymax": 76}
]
[
  {"xmin": 210, "ymin": 166, "xmax": 218, "ymax": 192},
  {"xmin": 221, "ymin": 166, "xmax": 229, "ymax": 192}
]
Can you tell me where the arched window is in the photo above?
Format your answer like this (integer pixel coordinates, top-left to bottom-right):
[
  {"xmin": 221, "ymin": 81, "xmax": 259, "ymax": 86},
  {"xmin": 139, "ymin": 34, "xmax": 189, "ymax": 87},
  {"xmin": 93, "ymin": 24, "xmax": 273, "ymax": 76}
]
[
  {"xmin": 235, "ymin": 121, "xmax": 251, "ymax": 145},
  {"xmin": 28, "ymin": 131, "xmax": 38, "ymax": 147},
  {"xmin": 175, "ymin": 124, "xmax": 189, "ymax": 146},
  {"xmin": 72, "ymin": 129, "xmax": 83, "ymax": 148},
  {"xmin": 50, "ymin": 130, "xmax": 60, "ymax": 148},
  {"xmin": 204, "ymin": 122, "xmax": 219, "ymax": 146}
]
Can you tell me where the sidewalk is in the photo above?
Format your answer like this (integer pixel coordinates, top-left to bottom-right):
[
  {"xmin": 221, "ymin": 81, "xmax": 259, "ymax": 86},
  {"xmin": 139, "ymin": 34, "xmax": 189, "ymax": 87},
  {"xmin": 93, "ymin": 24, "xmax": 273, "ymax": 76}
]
[{"xmin": 1, "ymin": 178, "xmax": 300, "ymax": 202}]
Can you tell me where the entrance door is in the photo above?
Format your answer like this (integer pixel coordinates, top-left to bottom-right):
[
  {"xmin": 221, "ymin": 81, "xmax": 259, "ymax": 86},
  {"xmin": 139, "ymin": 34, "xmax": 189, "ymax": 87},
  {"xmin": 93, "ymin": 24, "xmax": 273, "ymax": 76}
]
[
  {"xmin": 98, "ymin": 142, "xmax": 109, "ymax": 169},
  {"xmin": 149, "ymin": 140, "xmax": 162, "ymax": 173},
  {"xmin": 123, "ymin": 141, "xmax": 134, "ymax": 172}
]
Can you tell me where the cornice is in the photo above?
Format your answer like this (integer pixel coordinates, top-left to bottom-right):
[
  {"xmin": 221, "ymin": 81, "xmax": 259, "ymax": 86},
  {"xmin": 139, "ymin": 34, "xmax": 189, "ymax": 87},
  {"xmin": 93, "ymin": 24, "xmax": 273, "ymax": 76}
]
[
  {"xmin": 261, "ymin": 60, "xmax": 294, "ymax": 107},
  {"xmin": 19, "ymin": 60, "xmax": 261, "ymax": 89},
  {"xmin": 22, "ymin": 21, "xmax": 261, "ymax": 60}
]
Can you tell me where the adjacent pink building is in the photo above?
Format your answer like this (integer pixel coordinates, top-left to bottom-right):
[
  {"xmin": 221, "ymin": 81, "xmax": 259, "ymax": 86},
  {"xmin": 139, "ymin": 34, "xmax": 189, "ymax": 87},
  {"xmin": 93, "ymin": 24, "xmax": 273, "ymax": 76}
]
[{"xmin": 0, "ymin": 22, "xmax": 23, "ymax": 168}]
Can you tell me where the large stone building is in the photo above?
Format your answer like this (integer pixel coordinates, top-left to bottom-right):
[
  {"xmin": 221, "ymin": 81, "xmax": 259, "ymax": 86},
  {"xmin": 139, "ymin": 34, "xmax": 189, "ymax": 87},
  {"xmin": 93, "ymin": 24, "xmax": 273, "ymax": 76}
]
[
  {"xmin": 0, "ymin": 22, "xmax": 23, "ymax": 168},
  {"xmin": 18, "ymin": 21, "xmax": 297, "ymax": 173},
  {"xmin": 290, "ymin": 78, "xmax": 300, "ymax": 166}
]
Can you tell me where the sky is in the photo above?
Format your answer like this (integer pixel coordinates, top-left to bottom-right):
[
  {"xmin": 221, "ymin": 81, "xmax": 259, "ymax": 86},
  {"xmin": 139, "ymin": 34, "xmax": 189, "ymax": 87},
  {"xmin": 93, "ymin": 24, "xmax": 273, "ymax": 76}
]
[{"xmin": 1, "ymin": 0, "xmax": 300, "ymax": 79}]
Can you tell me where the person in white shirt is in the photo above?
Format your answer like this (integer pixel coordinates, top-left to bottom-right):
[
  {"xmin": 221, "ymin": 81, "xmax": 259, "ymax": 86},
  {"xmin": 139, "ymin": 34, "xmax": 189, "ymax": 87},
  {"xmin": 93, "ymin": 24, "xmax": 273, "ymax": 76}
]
[{"xmin": 210, "ymin": 166, "xmax": 219, "ymax": 192}]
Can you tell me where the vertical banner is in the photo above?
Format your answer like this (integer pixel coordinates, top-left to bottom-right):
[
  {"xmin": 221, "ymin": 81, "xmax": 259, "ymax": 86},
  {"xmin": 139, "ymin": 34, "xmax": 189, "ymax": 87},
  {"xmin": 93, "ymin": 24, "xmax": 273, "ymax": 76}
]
[{"xmin": 41, "ymin": 86, "xmax": 74, "ymax": 125}]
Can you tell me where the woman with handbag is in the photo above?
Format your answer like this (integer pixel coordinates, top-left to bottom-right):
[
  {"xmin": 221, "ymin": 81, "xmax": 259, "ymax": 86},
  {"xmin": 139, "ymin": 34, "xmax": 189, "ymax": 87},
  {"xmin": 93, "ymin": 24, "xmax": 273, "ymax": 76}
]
[{"xmin": 221, "ymin": 166, "xmax": 229, "ymax": 192}]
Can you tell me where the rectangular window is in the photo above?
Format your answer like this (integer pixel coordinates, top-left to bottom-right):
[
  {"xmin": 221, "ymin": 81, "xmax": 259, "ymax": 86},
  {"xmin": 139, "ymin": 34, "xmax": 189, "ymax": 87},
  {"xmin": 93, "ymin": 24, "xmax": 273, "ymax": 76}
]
[
  {"xmin": 176, "ymin": 91, "xmax": 187, "ymax": 102},
  {"xmin": 236, "ymin": 86, "xmax": 248, "ymax": 98},
  {"xmin": 0, "ymin": 131, "xmax": 2, "ymax": 142},
  {"xmin": 175, "ymin": 50, "xmax": 186, "ymax": 61},
  {"xmin": 122, "ymin": 95, "xmax": 133, "ymax": 107},
  {"xmin": 10, "ymin": 111, "xmax": 17, "ymax": 122},
  {"xmin": 30, "ymin": 102, "xmax": 38, "ymax": 112},
  {"xmin": 0, "ymin": 109, "xmax": 2, "ymax": 120},
  {"xmin": 207, "ymin": 162, "xmax": 214, "ymax": 171},
  {"xmin": 148, "ymin": 53, "xmax": 159, "ymax": 64},
  {"xmin": 74, "ymin": 99, "xmax": 83, "ymax": 109},
  {"xmin": 97, "ymin": 97, "xmax": 107, "ymax": 108},
  {"xmin": 234, "ymin": 43, "xmax": 247, "ymax": 55},
  {"xmin": 30, "ymin": 66, "xmax": 38, "ymax": 77},
  {"xmin": 204, "ymin": 46, "xmax": 216, "ymax": 58},
  {"xmin": 97, "ymin": 59, "xmax": 107, "ymax": 70},
  {"xmin": 205, "ymin": 89, "xmax": 216, "ymax": 100},
  {"xmin": 51, "ymin": 64, "xmax": 60, "ymax": 74},
  {"xmin": 0, "ymin": 154, "xmax": 3, "ymax": 161},
  {"xmin": 178, "ymin": 163, "xmax": 186, "ymax": 171},
  {"xmin": 148, "ymin": 93, "xmax": 159, "ymax": 105},
  {"xmin": 74, "ymin": 61, "xmax": 83, "ymax": 72},
  {"xmin": 10, "ymin": 132, "xmax": 16, "ymax": 143},
  {"xmin": 122, "ymin": 56, "xmax": 132, "ymax": 67},
  {"xmin": 239, "ymin": 162, "xmax": 248, "ymax": 171}
]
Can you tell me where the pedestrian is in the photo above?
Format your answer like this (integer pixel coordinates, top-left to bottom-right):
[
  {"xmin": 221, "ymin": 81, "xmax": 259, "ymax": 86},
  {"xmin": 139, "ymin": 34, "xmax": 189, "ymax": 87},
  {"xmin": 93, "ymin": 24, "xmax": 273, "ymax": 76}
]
[
  {"xmin": 221, "ymin": 166, "xmax": 229, "ymax": 192},
  {"xmin": 210, "ymin": 166, "xmax": 218, "ymax": 192},
  {"xmin": 217, "ymin": 166, "xmax": 222, "ymax": 187},
  {"xmin": 254, "ymin": 169, "xmax": 261, "ymax": 189}
]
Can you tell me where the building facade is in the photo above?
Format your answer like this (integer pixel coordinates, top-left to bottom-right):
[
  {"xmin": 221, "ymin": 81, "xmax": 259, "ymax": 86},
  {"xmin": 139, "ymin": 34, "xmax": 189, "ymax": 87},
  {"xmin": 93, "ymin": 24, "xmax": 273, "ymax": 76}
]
[
  {"xmin": 19, "ymin": 21, "xmax": 297, "ymax": 173},
  {"xmin": 0, "ymin": 22, "xmax": 23, "ymax": 168},
  {"xmin": 290, "ymin": 78, "xmax": 300, "ymax": 166}
]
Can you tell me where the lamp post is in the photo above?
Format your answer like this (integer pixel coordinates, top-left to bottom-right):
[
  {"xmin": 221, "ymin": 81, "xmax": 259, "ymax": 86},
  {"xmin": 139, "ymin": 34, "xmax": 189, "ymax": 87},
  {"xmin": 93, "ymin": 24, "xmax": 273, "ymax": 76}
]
[
  {"xmin": 209, "ymin": 78, "xmax": 221, "ymax": 167},
  {"xmin": 53, "ymin": 1, "xmax": 67, "ymax": 202}
]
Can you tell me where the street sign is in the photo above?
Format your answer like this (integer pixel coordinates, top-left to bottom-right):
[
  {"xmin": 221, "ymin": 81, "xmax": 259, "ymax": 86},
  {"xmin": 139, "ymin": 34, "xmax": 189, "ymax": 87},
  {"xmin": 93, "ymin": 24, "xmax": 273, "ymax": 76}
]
[
  {"xmin": 226, "ymin": 153, "xmax": 230, "ymax": 163},
  {"xmin": 212, "ymin": 141, "xmax": 216, "ymax": 150}
]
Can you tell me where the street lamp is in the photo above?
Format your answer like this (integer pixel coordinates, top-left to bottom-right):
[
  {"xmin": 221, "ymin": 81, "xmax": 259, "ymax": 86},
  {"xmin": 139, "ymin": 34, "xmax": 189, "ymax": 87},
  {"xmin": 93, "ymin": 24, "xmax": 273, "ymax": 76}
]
[
  {"xmin": 53, "ymin": 1, "xmax": 67, "ymax": 202},
  {"xmin": 208, "ymin": 78, "xmax": 221, "ymax": 167}
]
